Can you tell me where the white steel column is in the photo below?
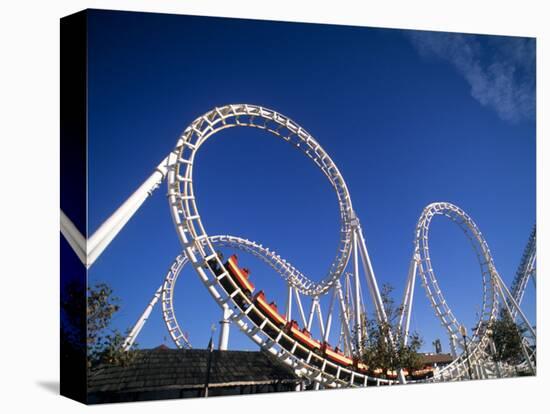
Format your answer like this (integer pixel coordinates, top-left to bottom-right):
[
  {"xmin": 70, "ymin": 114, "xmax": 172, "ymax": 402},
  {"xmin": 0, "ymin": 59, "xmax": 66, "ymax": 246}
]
[
  {"xmin": 218, "ymin": 304, "xmax": 231, "ymax": 350},
  {"xmin": 353, "ymin": 231, "xmax": 362, "ymax": 349},
  {"xmin": 87, "ymin": 154, "xmax": 174, "ymax": 268},
  {"xmin": 60, "ymin": 209, "xmax": 86, "ymax": 265},
  {"xmin": 123, "ymin": 285, "xmax": 163, "ymax": 350},
  {"xmin": 285, "ymin": 283, "xmax": 293, "ymax": 320},
  {"xmin": 315, "ymin": 300, "xmax": 325, "ymax": 338},
  {"xmin": 307, "ymin": 297, "xmax": 317, "ymax": 331},
  {"xmin": 323, "ymin": 287, "xmax": 337, "ymax": 342},
  {"xmin": 356, "ymin": 225, "xmax": 389, "ymax": 324},
  {"xmin": 399, "ymin": 255, "xmax": 418, "ymax": 345},
  {"xmin": 293, "ymin": 288, "xmax": 308, "ymax": 327}
]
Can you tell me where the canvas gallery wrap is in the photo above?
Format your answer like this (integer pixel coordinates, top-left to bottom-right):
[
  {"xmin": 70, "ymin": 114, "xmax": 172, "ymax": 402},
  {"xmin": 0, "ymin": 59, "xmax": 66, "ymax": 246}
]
[{"xmin": 60, "ymin": 8, "xmax": 536, "ymax": 405}]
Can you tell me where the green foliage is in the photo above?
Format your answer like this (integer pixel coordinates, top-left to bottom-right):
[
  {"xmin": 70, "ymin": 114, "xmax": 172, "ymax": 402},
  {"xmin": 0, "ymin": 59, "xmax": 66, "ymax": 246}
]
[
  {"xmin": 87, "ymin": 283, "xmax": 119, "ymax": 348},
  {"xmin": 357, "ymin": 284, "xmax": 424, "ymax": 377},
  {"xmin": 87, "ymin": 283, "xmax": 137, "ymax": 369},
  {"xmin": 488, "ymin": 311, "xmax": 527, "ymax": 366}
]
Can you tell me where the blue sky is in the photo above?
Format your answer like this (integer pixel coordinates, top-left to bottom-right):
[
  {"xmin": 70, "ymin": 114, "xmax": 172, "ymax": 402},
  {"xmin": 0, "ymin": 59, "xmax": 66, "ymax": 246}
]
[{"xmin": 83, "ymin": 10, "xmax": 536, "ymax": 353}]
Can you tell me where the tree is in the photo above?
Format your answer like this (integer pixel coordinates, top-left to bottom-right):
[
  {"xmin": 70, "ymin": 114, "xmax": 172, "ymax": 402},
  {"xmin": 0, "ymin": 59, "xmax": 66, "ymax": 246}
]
[
  {"xmin": 356, "ymin": 284, "xmax": 424, "ymax": 378},
  {"xmin": 87, "ymin": 282, "xmax": 137, "ymax": 368},
  {"xmin": 488, "ymin": 311, "xmax": 528, "ymax": 367}
]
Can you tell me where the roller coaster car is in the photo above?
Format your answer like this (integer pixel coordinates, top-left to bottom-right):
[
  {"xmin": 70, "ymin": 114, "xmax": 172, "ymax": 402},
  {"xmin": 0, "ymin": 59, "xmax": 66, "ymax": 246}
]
[
  {"xmin": 322, "ymin": 342, "xmax": 353, "ymax": 367},
  {"xmin": 253, "ymin": 291, "xmax": 287, "ymax": 327},
  {"xmin": 386, "ymin": 370, "xmax": 398, "ymax": 380},
  {"xmin": 226, "ymin": 254, "xmax": 255, "ymax": 295},
  {"xmin": 353, "ymin": 358, "xmax": 369, "ymax": 374},
  {"xmin": 374, "ymin": 369, "xmax": 404, "ymax": 380},
  {"xmin": 410, "ymin": 367, "xmax": 433, "ymax": 380},
  {"xmin": 286, "ymin": 320, "xmax": 322, "ymax": 351}
]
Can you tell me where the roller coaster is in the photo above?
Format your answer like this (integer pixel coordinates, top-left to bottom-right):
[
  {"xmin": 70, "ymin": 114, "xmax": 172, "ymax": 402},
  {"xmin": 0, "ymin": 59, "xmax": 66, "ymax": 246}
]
[{"xmin": 61, "ymin": 104, "xmax": 536, "ymax": 387}]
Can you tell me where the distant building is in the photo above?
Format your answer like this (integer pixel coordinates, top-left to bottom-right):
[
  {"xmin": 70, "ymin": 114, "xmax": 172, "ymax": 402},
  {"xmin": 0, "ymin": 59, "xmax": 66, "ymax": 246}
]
[
  {"xmin": 88, "ymin": 346, "xmax": 301, "ymax": 403},
  {"xmin": 411, "ymin": 352, "xmax": 455, "ymax": 379},
  {"xmin": 420, "ymin": 352, "xmax": 454, "ymax": 368}
]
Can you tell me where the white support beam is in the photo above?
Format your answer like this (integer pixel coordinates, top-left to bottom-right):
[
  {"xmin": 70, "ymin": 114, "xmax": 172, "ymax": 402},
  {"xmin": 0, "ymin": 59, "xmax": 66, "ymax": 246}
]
[
  {"xmin": 398, "ymin": 255, "xmax": 418, "ymax": 345},
  {"xmin": 87, "ymin": 156, "xmax": 173, "ymax": 268},
  {"xmin": 353, "ymin": 231, "xmax": 362, "ymax": 349},
  {"xmin": 315, "ymin": 299, "xmax": 325, "ymax": 338},
  {"xmin": 285, "ymin": 283, "xmax": 293, "ymax": 321},
  {"xmin": 218, "ymin": 304, "xmax": 231, "ymax": 350},
  {"xmin": 356, "ymin": 226, "xmax": 389, "ymax": 325},
  {"xmin": 293, "ymin": 288, "xmax": 308, "ymax": 327},
  {"xmin": 60, "ymin": 209, "xmax": 86, "ymax": 265},
  {"xmin": 123, "ymin": 285, "xmax": 163, "ymax": 350},
  {"xmin": 61, "ymin": 155, "xmax": 175, "ymax": 268},
  {"xmin": 307, "ymin": 297, "xmax": 317, "ymax": 332},
  {"xmin": 323, "ymin": 287, "xmax": 337, "ymax": 343}
]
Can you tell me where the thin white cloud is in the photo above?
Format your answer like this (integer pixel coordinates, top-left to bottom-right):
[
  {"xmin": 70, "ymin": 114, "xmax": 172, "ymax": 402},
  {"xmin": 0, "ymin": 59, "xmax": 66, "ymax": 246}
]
[{"xmin": 407, "ymin": 31, "xmax": 535, "ymax": 123}]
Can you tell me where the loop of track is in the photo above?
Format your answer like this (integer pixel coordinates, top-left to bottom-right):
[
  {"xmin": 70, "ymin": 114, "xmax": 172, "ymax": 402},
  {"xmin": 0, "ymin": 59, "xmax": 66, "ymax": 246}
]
[
  {"xmin": 167, "ymin": 104, "xmax": 354, "ymax": 296},
  {"xmin": 414, "ymin": 202, "xmax": 500, "ymax": 380},
  {"xmin": 165, "ymin": 105, "xmax": 393, "ymax": 386}
]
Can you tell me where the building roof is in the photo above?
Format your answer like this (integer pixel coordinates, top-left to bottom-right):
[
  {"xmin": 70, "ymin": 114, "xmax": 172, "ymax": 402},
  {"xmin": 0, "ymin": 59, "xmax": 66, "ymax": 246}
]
[
  {"xmin": 88, "ymin": 347, "xmax": 300, "ymax": 394},
  {"xmin": 419, "ymin": 353, "xmax": 455, "ymax": 365}
]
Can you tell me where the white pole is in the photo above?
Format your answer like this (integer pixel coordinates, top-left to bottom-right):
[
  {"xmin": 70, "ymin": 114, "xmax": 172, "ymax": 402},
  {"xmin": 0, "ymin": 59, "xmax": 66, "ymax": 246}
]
[
  {"xmin": 399, "ymin": 255, "xmax": 418, "ymax": 345},
  {"xmin": 323, "ymin": 288, "xmax": 337, "ymax": 342},
  {"xmin": 218, "ymin": 304, "xmax": 231, "ymax": 350},
  {"xmin": 60, "ymin": 209, "xmax": 86, "ymax": 265},
  {"xmin": 353, "ymin": 231, "xmax": 362, "ymax": 349},
  {"xmin": 356, "ymin": 226, "xmax": 388, "ymax": 324},
  {"xmin": 87, "ymin": 205, "xmax": 138, "ymax": 267},
  {"xmin": 87, "ymin": 154, "xmax": 174, "ymax": 268},
  {"xmin": 286, "ymin": 283, "xmax": 293, "ymax": 321},
  {"xmin": 398, "ymin": 260, "xmax": 413, "ymax": 333},
  {"xmin": 307, "ymin": 297, "xmax": 317, "ymax": 331},
  {"xmin": 293, "ymin": 288, "xmax": 308, "ymax": 327},
  {"xmin": 123, "ymin": 285, "xmax": 163, "ymax": 350},
  {"xmin": 315, "ymin": 300, "xmax": 325, "ymax": 337}
]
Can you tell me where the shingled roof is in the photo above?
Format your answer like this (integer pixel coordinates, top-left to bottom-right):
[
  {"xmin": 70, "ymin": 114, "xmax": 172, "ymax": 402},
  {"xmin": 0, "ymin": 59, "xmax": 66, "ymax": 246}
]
[
  {"xmin": 419, "ymin": 353, "xmax": 455, "ymax": 365},
  {"xmin": 88, "ymin": 347, "xmax": 300, "ymax": 394}
]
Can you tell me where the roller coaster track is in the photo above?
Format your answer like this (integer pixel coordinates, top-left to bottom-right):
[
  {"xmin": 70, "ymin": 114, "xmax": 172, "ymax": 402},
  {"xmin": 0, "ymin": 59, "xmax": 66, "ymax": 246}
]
[
  {"xmin": 125, "ymin": 235, "xmax": 395, "ymax": 387},
  {"xmin": 61, "ymin": 104, "xmax": 536, "ymax": 387},
  {"xmin": 399, "ymin": 202, "xmax": 536, "ymax": 381},
  {"xmin": 510, "ymin": 226, "xmax": 536, "ymax": 317}
]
